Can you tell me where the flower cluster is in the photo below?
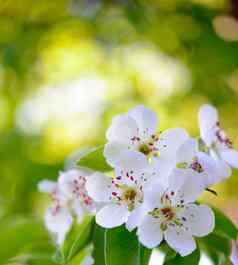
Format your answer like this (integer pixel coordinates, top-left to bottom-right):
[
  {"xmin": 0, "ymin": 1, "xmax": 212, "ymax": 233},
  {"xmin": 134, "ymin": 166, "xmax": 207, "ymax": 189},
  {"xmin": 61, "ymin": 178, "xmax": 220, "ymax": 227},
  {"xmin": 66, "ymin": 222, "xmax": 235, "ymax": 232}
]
[{"xmin": 39, "ymin": 104, "xmax": 238, "ymax": 256}]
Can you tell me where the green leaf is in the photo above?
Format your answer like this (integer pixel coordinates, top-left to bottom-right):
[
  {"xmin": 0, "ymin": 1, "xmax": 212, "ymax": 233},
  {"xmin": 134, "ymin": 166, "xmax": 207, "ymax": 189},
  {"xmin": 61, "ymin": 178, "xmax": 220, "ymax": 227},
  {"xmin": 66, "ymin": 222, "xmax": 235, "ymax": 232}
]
[
  {"xmin": 93, "ymin": 224, "xmax": 151, "ymax": 265},
  {"xmin": 158, "ymin": 242, "xmax": 177, "ymax": 262},
  {"xmin": 92, "ymin": 224, "xmax": 106, "ymax": 265},
  {"xmin": 68, "ymin": 245, "xmax": 93, "ymax": 265},
  {"xmin": 104, "ymin": 226, "xmax": 139, "ymax": 265},
  {"xmin": 163, "ymin": 247, "xmax": 200, "ymax": 265},
  {"xmin": 76, "ymin": 146, "xmax": 113, "ymax": 172},
  {"xmin": 139, "ymin": 244, "xmax": 152, "ymax": 265},
  {"xmin": 198, "ymin": 232, "xmax": 232, "ymax": 265},
  {"xmin": 60, "ymin": 216, "xmax": 94, "ymax": 264},
  {"xmin": 212, "ymin": 207, "xmax": 238, "ymax": 240},
  {"xmin": 0, "ymin": 216, "xmax": 50, "ymax": 264}
]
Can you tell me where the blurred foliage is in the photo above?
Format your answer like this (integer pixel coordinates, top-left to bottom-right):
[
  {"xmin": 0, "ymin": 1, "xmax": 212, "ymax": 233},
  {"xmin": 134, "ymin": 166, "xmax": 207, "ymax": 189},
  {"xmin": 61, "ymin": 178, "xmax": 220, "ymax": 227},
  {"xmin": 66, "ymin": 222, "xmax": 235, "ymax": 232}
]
[{"xmin": 1, "ymin": 0, "xmax": 238, "ymax": 264}]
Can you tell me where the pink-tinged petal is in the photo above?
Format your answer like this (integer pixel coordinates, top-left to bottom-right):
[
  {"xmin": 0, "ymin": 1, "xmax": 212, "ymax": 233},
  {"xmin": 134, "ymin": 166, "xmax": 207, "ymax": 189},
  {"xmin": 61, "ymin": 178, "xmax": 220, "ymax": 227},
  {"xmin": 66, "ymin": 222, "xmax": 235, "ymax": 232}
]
[
  {"xmin": 126, "ymin": 204, "xmax": 147, "ymax": 232},
  {"xmin": 58, "ymin": 169, "xmax": 89, "ymax": 199},
  {"xmin": 85, "ymin": 173, "xmax": 112, "ymax": 202},
  {"xmin": 137, "ymin": 215, "xmax": 163, "ymax": 248},
  {"xmin": 45, "ymin": 206, "xmax": 73, "ymax": 245},
  {"xmin": 164, "ymin": 227, "xmax": 196, "ymax": 257},
  {"xmin": 96, "ymin": 204, "xmax": 129, "ymax": 228},
  {"xmin": 106, "ymin": 115, "xmax": 138, "ymax": 144},
  {"xmin": 104, "ymin": 141, "xmax": 134, "ymax": 167},
  {"xmin": 157, "ymin": 128, "xmax": 189, "ymax": 159},
  {"xmin": 220, "ymin": 149, "xmax": 238, "ymax": 169},
  {"xmin": 199, "ymin": 104, "xmax": 218, "ymax": 146},
  {"xmin": 38, "ymin": 180, "xmax": 57, "ymax": 193},
  {"xmin": 128, "ymin": 105, "xmax": 158, "ymax": 138},
  {"xmin": 176, "ymin": 138, "xmax": 198, "ymax": 164},
  {"xmin": 180, "ymin": 204, "xmax": 215, "ymax": 237}
]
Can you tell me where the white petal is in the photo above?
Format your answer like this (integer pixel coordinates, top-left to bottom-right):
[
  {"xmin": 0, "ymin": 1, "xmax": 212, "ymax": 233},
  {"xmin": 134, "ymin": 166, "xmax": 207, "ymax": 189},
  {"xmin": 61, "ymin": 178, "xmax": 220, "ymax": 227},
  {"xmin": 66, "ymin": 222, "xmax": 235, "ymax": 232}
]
[
  {"xmin": 126, "ymin": 205, "xmax": 147, "ymax": 232},
  {"xmin": 114, "ymin": 150, "xmax": 149, "ymax": 185},
  {"xmin": 199, "ymin": 104, "xmax": 218, "ymax": 146},
  {"xmin": 169, "ymin": 169, "xmax": 204, "ymax": 203},
  {"xmin": 157, "ymin": 128, "xmax": 189, "ymax": 158},
  {"xmin": 45, "ymin": 207, "xmax": 73, "ymax": 245},
  {"xmin": 220, "ymin": 149, "xmax": 238, "ymax": 169},
  {"xmin": 151, "ymin": 157, "xmax": 174, "ymax": 185},
  {"xmin": 137, "ymin": 215, "xmax": 163, "ymax": 248},
  {"xmin": 181, "ymin": 204, "xmax": 215, "ymax": 237},
  {"xmin": 72, "ymin": 201, "xmax": 86, "ymax": 224},
  {"xmin": 197, "ymin": 152, "xmax": 221, "ymax": 186},
  {"xmin": 209, "ymin": 150, "xmax": 232, "ymax": 182},
  {"xmin": 216, "ymin": 158, "xmax": 232, "ymax": 180},
  {"xmin": 96, "ymin": 204, "xmax": 129, "ymax": 228},
  {"xmin": 86, "ymin": 173, "xmax": 112, "ymax": 202},
  {"xmin": 176, "ymin": 138, "xmax": 198, "ymax": 164},
  {"xmin": 143, "ymin": 181, "xmax": 164, "ymax": 211},
  {"xmin": 106, "ymin": 115, "xmax": 138, "ymax": 144},
  {"xmin": 164, "ymin": 227, "xmax": 196, "ymax": 257},
  {"xmin": 115, "ymin": 150, "xmax": 148, "ymax": 172},
  {"xmin": 104, "ymin": 141, "xmax": 134, "ymax": 167},
  {"xmin": 38, "ymin": 180, "xmax": 57, "ymax": 193},
  {"xmin": 128, "ymin": 105, "xmax": 158, "ymax": 137}
]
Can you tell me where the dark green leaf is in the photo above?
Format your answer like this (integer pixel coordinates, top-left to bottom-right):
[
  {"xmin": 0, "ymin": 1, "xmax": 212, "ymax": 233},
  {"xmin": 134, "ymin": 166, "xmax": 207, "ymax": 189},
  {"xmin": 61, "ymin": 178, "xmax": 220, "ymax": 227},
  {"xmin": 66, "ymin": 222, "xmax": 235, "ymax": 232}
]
[
  {"xmin": 139, "ymin": 244, "xmax": 152, "ymax": 265},
  {"xmin": 92, "ymin": 224, "xmax": 106, "ymax": 265},
  {"xmin": 76, "ymin": 146, "xmax": 113, "ymax": 172},
  {"xmin": 61, "ymin": 215, "xmax": 94, "ymax": 264},
  {"xmin": 93, "ymin": 224, "xmax": 149, "ymax": 265},
  {"xmin": 212, "ymin": 207, "xmax": 238, "ymax": 240},
  {"xmin": 163, "ymin": 247, "xmax": 200, "ymax": 265}
]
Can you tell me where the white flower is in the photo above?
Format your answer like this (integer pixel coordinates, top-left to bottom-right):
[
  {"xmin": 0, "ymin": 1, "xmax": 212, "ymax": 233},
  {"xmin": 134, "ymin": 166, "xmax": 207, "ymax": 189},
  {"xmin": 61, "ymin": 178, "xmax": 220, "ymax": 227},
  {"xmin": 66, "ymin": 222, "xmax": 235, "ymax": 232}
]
[
  {"xmin": 38, "ymin": 169, "xmax": 96, "ymax": 245},
  {"xmin": 58, "ymin": 169, "xmax": 97, "ymax": 223},
  {"xmin": 198, "ymin": 104, "xmax": 238, "ymax": 181},
  {"xmin": 104, "ymin": 105, "xmax": 188, "ymax": 167},
  {"xmin": 38, "ymin": 179, "xmax": 72, "ymax": 245},
  {"xmin": 86, "ymin": 150, "xmax": 157, "ymax": 230},
  {"xmin": 175, "ymin": 138, "xmax": 220, "ymax": 187},
  {"xmin": 137, "ymin": 169, "xmax": 214, "ymax": 256}
]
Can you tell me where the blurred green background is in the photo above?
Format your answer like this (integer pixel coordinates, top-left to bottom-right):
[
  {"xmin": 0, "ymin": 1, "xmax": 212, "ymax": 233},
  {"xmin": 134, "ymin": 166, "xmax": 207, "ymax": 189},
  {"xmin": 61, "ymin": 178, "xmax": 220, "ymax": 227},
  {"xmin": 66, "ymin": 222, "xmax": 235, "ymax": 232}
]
[{"xmin": 1, "ymin": 0, "xmax": 238, "ymax": 264}]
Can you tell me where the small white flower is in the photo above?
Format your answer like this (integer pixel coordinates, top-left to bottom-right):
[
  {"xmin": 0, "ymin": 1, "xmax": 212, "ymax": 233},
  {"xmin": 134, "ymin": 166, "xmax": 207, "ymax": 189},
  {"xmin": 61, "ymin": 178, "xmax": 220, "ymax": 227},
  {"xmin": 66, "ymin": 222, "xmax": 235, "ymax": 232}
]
[
  {"xmin": 175, "ymin": 138, "xmax": 219, "ymax": 187},
  {"xmin": 137, "ymin": 169, "xmax": 214, "ymax": 256},
  {"xmin": 58, "ymin": 169, "xmax": 97, "ymax": 223},
  {"xmin": 38, "ymin": 169, "xmax": 96, "ymax": 245},
  {"xmin": 38, "ymin": 179, "xmax": 72, "ymax": 245},
  {"xmin": 86, "ymin": 150, "xmax": 157, "ymax": 231},
  {"xmin": 198, "ymin": 104, "xmax": 238, "ymax": 181},
  {"xmin": 104, "ymin": 105, "xmax": 188, "ymax": 167}
]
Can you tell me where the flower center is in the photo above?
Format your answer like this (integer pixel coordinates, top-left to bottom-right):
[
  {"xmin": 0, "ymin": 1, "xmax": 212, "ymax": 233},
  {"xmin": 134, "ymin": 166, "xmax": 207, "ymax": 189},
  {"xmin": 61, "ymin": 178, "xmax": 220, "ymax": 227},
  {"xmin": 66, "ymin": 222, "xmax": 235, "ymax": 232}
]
[
  {"xmin": 122, "ymin": 187, "xmax": 142, "ymax": 211},
  {"xmin": 139, "ymin": 144, "xmax": 151, "ymax": 155},
  {"xmin": 177, "ymin": 157, "xmax": 204, "ymax": 173},
  {"xmin": 151, "ymin": 207, "xmax": 175, "ymax": 221}
]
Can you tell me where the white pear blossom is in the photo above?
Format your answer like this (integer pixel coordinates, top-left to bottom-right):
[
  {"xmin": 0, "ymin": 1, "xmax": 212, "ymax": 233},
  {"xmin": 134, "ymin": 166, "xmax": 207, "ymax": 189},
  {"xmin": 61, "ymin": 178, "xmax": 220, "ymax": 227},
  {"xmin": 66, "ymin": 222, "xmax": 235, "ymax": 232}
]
[
  {"xmin": 86, "ymin": 150, "xmax": 157, "ymax": 231},
  {"xmin": 198, "ymin": 104, "xmax": 238, "ymax": 181},
  {"xmin": 38, "ymin": 179, "xmax": 72, "ymax": 245},
  {"xmin": 175, "ymin": 138, "xmax": 220, "ymax": 187},
  {"xmin": 137, "ymin": 169, "xmax": 215, "ymax": 256},
  {"xmin": 104, "ymin": 105, "xmax": 189, "ymax": 167},
  {"xmin": 38, "ymin": 169, "xmax": 96, "ymax": 245}
]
